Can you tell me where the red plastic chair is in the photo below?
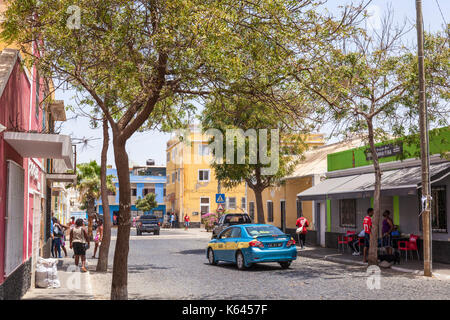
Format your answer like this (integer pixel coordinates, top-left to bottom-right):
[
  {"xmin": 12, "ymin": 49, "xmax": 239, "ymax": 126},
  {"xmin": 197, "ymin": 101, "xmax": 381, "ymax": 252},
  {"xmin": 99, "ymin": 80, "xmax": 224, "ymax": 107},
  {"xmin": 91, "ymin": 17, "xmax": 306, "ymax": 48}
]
[
  {"xmin": 338, "ymin": 231, "xmax": 356, "ymax": 253},
  {"xmin": 398, "ymin": 234, "xmax": 420, "ymax": 261}
]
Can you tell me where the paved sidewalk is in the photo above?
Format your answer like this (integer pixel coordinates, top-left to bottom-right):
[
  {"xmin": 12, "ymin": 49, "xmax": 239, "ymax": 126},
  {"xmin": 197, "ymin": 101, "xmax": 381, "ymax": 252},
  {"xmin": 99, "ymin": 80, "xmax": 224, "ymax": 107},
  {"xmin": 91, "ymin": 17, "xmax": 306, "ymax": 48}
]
[
  {"xmin": 297, "ymin": 245, "xmax": 450, "ymax": 280},
  {"xmin": 22, "ymin": 250, "xmax": 94, "ymax": 300}
]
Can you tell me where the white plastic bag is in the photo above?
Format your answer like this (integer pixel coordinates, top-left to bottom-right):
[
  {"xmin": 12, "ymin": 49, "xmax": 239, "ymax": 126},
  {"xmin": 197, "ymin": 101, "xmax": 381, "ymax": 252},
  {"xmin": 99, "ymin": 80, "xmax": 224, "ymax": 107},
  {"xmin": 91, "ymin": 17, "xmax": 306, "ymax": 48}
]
[{"xmin": 35, "ymin": 257, "xmax": 60, "ymax": 288}]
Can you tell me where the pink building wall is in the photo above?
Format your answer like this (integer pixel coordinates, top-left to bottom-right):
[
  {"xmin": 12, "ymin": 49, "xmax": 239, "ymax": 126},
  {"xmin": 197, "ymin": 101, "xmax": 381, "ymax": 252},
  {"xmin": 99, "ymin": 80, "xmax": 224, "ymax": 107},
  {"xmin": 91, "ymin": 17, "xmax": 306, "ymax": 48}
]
[{"xmin": 0, "ymin": 54, "xmax": 45, "ymax": 284}]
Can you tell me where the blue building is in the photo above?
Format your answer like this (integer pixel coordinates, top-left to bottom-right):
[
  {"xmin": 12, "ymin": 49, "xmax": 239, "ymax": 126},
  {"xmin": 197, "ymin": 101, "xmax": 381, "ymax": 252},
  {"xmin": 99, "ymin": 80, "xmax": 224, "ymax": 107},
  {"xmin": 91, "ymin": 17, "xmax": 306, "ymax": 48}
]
[{"xmin": 97, "ymin": 165, "xmax": 167, "ymax": 224}]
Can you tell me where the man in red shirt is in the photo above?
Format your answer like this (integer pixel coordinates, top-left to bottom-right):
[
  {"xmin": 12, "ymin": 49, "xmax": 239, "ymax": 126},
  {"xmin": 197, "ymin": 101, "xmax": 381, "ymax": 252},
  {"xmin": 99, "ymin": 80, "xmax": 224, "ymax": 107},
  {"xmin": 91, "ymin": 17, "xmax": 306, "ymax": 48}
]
[
  {"xmin": 296, "ymin": 216, "xmax": 309, "ymax": 249},
  {"xmin": 363, "ymin": 208, "xmax": 374, "ymax": 263}
]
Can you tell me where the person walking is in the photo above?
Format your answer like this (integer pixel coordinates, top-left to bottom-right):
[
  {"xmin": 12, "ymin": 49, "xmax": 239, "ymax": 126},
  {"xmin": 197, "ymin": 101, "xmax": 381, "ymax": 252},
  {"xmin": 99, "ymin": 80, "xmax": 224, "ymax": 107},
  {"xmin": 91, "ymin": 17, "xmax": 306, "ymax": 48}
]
[
  {"xmin": 52, "ymin": 217, "xmax": 64, "ymax": 258},
  {"xmin": 295, "ymin": 216, "xmax": 309, "ymax": 249},
  {"xmin": 70, "ymin": 218, "xmax": 90, "ymax": 272},
  {"xmin": 363, "ymin": 208, "xmax": 374, "ymax": 263},
  {"xmin": 59, "ymin": 220, "xmax": 70, "ymax": 258},
  {"xmin": 92, "ymin": 220, "xmax": 103, "ymax": 258},
  {"xmin": 50, "ymin": 213, "xmax": 55, "ymax": 258},
  {"xmin": 184, "ymin": 214, "xmax": 190, "ymax": 231}
]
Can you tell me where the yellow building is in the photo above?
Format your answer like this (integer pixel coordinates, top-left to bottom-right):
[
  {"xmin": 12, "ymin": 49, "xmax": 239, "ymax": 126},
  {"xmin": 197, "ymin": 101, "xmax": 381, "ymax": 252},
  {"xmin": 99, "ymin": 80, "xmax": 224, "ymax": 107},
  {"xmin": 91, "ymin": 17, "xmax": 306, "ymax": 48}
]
[
  {"xmin": 247, "ymin": 137, "xmax": 363, "ymax": 246},
  {"xmin": 165, "ymin": 127, "xmax": 247, "ymax": 227}
]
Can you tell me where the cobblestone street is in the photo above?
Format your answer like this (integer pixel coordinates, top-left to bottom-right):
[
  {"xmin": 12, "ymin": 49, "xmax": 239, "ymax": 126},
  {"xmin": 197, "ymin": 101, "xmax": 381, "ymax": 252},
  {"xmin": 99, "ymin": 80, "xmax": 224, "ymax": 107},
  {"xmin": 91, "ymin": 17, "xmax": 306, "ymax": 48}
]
[{"xmin": 88, "ymin": 229, "xmax": 450, "ymax": 300}]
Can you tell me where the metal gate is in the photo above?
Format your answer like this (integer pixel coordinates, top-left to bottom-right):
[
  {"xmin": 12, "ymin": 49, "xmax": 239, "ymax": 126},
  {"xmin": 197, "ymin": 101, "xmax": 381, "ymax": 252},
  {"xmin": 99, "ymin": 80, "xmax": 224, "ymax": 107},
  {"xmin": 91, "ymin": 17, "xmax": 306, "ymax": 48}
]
[{"xmin": 5, "ymin": 160, "xmax": 25, "ymax": 276}]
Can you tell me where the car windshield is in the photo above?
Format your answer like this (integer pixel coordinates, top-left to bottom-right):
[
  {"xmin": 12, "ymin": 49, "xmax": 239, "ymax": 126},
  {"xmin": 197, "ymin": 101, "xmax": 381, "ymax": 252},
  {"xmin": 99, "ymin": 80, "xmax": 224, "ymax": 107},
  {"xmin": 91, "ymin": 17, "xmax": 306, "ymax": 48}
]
[
  {"xmin": 245, "ymin": 225, "xmax": 284, "ymax": 237},
  {"xmin": 224, "ymin": 214, "xmax": 251, "ymax": 224},
  {"xmin": 139, "ymin": 216, "xmax": 158, "ymax": 220}
]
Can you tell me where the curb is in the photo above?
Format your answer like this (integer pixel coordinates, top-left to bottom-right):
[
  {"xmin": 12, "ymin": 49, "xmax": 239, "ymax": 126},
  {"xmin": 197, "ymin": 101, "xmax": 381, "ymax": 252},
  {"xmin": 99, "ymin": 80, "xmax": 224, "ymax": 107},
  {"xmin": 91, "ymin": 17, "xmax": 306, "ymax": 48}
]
[{"xmin": 297, "ymin": 248, "xmax": 450, "ymax": 280}]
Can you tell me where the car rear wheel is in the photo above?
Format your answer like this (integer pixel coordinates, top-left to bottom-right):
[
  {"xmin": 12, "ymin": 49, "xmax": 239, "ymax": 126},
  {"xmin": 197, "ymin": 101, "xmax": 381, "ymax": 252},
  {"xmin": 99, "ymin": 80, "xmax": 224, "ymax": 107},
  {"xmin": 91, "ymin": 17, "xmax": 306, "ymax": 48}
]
[
  {"xmin": 279, "ymin": 261, "xmax": 291, "ymax": 269},
  {"xmin": 154, "ymin": 230, "xmax": 160, "ymax": 235},
  {"xmin": 208, "ymin": 248, "xmax": 217, "ymax": 265},
  {"xmin": 137, "ymin": 230, "xmax": 141, "ymax": 236},
  {"xmin": 236, "ymin": 251, "xmax": 247, "ymax": 270}
]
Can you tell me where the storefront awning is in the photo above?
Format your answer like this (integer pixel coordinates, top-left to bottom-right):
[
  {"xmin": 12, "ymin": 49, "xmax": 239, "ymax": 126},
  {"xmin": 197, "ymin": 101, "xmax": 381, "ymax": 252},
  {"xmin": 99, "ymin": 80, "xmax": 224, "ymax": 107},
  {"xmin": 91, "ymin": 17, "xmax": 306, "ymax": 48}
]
[
  {"xmin": 4, "ymin": 132, "xmax": 74, "ymax": 170},
  {"xmin": 297, "ymin": 161, "xmax": 450, "ymax": 201}
]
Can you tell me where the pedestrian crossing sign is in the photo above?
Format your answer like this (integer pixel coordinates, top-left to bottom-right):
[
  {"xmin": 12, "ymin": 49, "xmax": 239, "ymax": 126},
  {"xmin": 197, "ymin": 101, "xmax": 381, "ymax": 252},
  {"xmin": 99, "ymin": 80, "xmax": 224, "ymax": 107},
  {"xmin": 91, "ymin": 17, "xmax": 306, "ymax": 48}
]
[
  {"xmin": 217, "ymin": 203, "xmax": 225, "ymax": 212},
  {"xmin": 216, "ymin": 193, "xmax": 225, "ymax": 203}
]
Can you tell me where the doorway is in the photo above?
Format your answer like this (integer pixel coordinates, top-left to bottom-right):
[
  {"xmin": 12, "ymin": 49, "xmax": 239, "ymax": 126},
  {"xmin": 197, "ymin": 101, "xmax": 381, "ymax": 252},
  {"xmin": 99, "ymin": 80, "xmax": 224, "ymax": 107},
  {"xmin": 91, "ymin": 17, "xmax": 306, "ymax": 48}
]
[{"xmin": 280, "ymin": 200, "xmax": 286, "ymax": 233}]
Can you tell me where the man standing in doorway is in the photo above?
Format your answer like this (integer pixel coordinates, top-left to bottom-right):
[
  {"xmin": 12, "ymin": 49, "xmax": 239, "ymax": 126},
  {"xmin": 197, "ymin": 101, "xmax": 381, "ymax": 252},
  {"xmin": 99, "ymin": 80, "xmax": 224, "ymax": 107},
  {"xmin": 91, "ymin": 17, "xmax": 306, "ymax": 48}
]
[
  {"xmin": 296, "ymin": 216, "xmax": 309, "ymax": 249},
  {"xmin": 363, "ymin": 208, "xmax": 374, "ymax": 263}
]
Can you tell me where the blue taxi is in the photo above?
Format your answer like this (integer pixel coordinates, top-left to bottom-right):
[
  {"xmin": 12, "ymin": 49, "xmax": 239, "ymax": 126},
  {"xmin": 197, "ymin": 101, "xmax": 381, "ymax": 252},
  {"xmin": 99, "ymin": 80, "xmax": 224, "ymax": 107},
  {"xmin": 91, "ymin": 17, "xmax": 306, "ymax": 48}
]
[{"xmin": 206, "ymin": 224, "xmax": 297, "ymax": 270}]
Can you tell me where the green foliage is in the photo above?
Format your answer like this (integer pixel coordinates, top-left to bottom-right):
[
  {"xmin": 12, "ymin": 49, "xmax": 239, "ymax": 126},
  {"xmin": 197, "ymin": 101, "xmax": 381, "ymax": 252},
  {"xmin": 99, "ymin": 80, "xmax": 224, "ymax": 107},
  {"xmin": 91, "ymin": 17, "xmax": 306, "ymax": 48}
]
[
  {"xmin": 74, "ymin": 160, "xmax": 115, "ymax": 209},
  {"xmin": 135, "ymin": 193, "xmax": 158, "ymax": 213},
  {"xmin": 296, "ymin": 19, "xmax": 449, "ymax": 144},
  {"xmin": 201, "ymin": 91, "xmax": 308, "ymax": 192}
]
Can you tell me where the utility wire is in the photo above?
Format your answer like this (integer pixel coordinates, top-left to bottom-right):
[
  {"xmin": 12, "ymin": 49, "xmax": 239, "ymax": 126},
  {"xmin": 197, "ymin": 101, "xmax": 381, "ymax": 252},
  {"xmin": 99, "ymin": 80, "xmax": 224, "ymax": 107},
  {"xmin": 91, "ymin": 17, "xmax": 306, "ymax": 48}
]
[{"xmin": 434, "ymin": 0, "xmax": 447, "ymax": 26}]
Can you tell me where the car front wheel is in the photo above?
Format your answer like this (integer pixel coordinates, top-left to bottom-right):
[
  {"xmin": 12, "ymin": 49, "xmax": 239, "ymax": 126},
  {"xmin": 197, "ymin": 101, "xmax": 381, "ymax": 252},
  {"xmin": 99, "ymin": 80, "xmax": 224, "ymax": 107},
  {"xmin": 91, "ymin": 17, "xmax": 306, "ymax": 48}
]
[
  {"xmin": 279, "ymin": 261, "xmax": 291, "ymax": 269},
  {"xmin": 208, "ymin": 248, "xmax": 217, "ymax": 265}
]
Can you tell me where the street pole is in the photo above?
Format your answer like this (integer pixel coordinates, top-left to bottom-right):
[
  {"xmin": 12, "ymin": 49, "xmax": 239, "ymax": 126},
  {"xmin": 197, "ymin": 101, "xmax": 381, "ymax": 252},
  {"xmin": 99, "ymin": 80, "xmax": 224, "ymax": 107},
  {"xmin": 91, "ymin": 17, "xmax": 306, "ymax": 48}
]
[{"xmin": 415, "ymin": 0, "xmax": 432, "ymax": 277}]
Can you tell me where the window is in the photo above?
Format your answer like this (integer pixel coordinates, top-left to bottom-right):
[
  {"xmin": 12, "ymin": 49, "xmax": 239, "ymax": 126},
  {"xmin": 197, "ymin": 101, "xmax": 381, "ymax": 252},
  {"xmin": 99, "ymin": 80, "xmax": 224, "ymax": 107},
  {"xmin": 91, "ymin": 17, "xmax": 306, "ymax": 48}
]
[
  {"xmin": 152, "ymin": 210, "xmax": 163, "ymax": 218},
  {"xmin": 172, "ymin": 148, "xmax": 176, "ymax": 161},
  {"xmin": 172, "ymin": 172, "xmax": 176, "ymax": 183},
  {"xmin": 219, "ymin": 228, "xmax": 233, "ymax": 239},
  {"xmin": 267, "ymin": 201, "xmax": 273, "ymax": 222},
  {"xmin": 431, "ymin": 186, "xmax": 447, "ymax": 232},
  {"xmin": 228, "ymin": 197, "xmax": 236, "ymax": 209},
  {"xmin": 249, "ymin": 202, "xmax": 255, "ymax": 220},
  {"xmin": 198, "ymin": 144, "xmax": 210, "ymax": 156},
  {"xmin": 241, "ymin": 197, "xmax": 246, "ymax": 210},
  {"xmin": 245, "ymin": 225, "xmax": 283, "ymax": 237},
  {"xmin": 339, "ymin": 199, "xmax": 356, "ymax": 227},
  {"xmin": 144, "ymin": 188, "xmax": 155, "ymax": 196},
  {"xmin": 177, "ymin": 169, "xmax": 180, "ymax": 181},
  {"xmin": 230, "ymin": 227, "xmax": 241, "ymax": 238},
  {"xmin": 198, "ymin": 169, "xmax": 210, "ymax": 182},
  {"xmin": 163, "ymin": 188, "xmax": 166, "ymax": 197},
  {"xmin": 200, "ymin": 197, "xmax": 210, "ymax": 214},
  {"xmin": 224, "ymin": 214, "xmax": 251, "ymax": 224},
  {"xmin": 132, "ymin": 188, "xmax": 137, "ymax": 196},
  {"xmin": 167, "ymin": 152, "xmax": 170, "ymax": 162}
]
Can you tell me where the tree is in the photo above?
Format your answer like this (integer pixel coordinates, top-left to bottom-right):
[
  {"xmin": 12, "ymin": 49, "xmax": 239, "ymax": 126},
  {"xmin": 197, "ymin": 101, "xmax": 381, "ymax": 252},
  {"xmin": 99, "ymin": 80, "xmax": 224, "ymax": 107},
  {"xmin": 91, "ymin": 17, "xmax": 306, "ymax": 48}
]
[
  {"xmin": 201, "ymin": 92, "xmax": 307, "ymax": 224},
  {"xmin": 75, "ymin": 161, "xmax": 115, "ymax": 240},
  {"xmin": 2, "ymin": 0, "xmax": 311, "ymax": 299},
  {"xmin": 293, "ymin": 13, "xmax": 449, "ymax": 265},
  {"xmin": 135, "ymin": 193, "xmax": 158, "ymax": 215},
  {"xmin": 97, "ymin": 117, "xmax": 112, "ymax": 272}
]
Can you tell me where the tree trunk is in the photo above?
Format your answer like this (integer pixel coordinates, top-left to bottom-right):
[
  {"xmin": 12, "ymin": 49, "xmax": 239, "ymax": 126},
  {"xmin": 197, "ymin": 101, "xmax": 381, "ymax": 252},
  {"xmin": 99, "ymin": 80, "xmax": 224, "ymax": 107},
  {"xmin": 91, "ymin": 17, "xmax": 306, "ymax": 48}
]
[
  {"xmin": 253, "ymin": 187, "xmax": 266, "ymax": 224},
  {"xmin": 110, "ymin": 139, "xmax": 131, "ymax": 300},
  {"xmin": 97, "ymin": 118, "xmax": 111, "ymax": 272},
  {"xmin": 87, "ymin": 198, "xmax": 96, "ymax": 240},
  {"xmin": 367, "ymin": 120, "xmax": 381, "ymax": 266}
]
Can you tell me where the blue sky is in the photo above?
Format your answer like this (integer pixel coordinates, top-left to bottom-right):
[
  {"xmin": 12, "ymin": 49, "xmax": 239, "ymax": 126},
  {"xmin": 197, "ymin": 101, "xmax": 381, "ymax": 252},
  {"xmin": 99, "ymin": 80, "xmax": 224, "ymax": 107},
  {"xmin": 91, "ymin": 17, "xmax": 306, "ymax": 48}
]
[{"xmin": 57, "ymin": 0, "xmax": 449, "ymax": 167}]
